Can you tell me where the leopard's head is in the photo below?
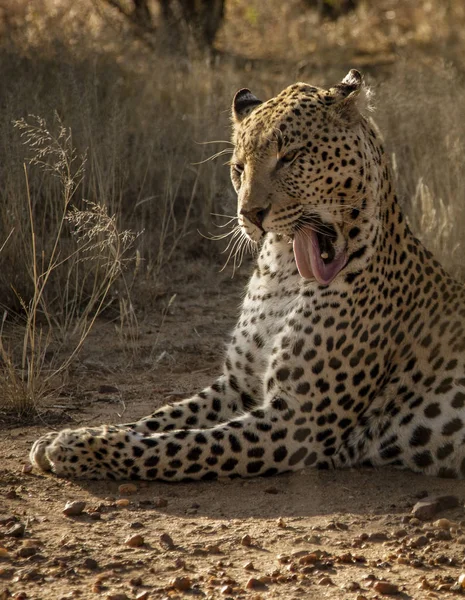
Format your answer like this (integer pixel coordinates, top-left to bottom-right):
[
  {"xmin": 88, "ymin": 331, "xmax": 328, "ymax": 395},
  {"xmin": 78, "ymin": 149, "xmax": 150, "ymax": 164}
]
[{"xmin": 231, "ymin": 70, "xmax": 383, "ymax": 285}]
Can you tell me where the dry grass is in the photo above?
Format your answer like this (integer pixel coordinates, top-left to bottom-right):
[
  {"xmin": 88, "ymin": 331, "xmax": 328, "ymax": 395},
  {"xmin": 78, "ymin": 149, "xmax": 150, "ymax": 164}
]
[
  {"xmin": 0, "ymin": 115, "xmax": 138, "ymax": 418},
  {"xmin": 376, "ymin": 64, "xmax": 465, "ymax": 276},
  {"xmin": 0, "ymin": 0, "xmax": 465, "ymax": 417}
]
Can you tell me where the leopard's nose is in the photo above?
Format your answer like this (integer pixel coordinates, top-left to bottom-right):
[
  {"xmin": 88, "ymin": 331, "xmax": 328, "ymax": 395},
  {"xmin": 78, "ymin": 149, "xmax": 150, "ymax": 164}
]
[{"xmin": 240, "ymin": 205, "xmax": 271, "ymax": 230}]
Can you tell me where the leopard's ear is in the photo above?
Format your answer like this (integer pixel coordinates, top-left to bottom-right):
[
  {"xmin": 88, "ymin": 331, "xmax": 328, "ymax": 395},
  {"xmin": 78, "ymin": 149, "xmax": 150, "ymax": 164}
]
[
  {"xmin": 329, "ymin": 69, "xmax": 373, "ymax": 125},
  {"xmin": 340, "ymin": 69, "xmax": 363, "ymax": 95},
  {"xmin": 232, "ymin": 89, "xmax": 263, "ymax": 123}
]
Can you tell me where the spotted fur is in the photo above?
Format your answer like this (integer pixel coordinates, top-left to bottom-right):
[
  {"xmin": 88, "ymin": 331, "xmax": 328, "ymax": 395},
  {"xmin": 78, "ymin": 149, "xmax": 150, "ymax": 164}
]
[{"xmin": 30, "ymin": 70, "xmax": 465, "ymax": 480}]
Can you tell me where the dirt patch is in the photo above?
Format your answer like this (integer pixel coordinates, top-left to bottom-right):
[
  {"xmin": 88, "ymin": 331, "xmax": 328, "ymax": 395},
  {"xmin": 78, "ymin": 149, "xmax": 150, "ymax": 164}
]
[{"xmin": 2, "ymin": 269, "xmax": 465, "ymax": 599}]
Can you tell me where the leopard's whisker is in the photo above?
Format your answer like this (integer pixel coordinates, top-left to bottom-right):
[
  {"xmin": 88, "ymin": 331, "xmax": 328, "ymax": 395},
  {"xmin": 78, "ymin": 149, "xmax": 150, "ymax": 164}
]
[
  {"xmin": 220, "ymin": 229, "xmax": 247, "ymax": 273},
  {"xmin": 221, "ymin": 227, "xmax": 243, "ymax": 254},
  {"xmin": 195, "ymin": 139, "xmax": 235, "ymax": 146},
  {"xmin": 192, "ymin": 148, "xmax": 234, "ymax": 166},
  {"xmin": 210, "ymin": 212, "xmax": 237, "ymax": 219},
  {"xmin": 211, "ymin": 216, "xmax": 238, "ymax": 228},
  {"xmin": 199, "ymin": 227, "xmax": 239, "ymax": 242}
]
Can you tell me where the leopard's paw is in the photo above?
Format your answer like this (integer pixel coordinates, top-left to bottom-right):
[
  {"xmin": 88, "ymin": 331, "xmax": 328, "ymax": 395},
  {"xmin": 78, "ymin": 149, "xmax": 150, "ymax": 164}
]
[{"xmin": 29, "ymin": 431, "xmax": 59, "ymax": 472}]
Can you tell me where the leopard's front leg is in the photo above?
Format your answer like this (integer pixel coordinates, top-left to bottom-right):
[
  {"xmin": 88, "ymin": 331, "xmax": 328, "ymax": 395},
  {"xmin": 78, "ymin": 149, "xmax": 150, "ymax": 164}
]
[
  {"xmin": 30, "ymin": 373, "xmax": 258, "ymax": 471},
  {"xmin": 29, "ymin": 395, "xmax": 315, "ymax": 480}
]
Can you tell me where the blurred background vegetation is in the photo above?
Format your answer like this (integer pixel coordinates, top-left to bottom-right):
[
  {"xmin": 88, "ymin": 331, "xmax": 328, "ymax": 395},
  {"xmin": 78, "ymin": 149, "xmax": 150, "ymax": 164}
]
[
  {"xmin": 1, "ymin": 0, "xmax": 465, "ymax": 416},
  {"xmin": 2, "ymin": 0, "xmax": 465, "ymax": 305}
]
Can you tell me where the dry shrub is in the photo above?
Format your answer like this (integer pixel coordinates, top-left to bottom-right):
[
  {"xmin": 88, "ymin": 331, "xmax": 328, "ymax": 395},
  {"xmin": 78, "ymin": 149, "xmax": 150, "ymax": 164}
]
[{"xmin": 0, "ymin": 114, "xmax": 138, "ymax": 419}]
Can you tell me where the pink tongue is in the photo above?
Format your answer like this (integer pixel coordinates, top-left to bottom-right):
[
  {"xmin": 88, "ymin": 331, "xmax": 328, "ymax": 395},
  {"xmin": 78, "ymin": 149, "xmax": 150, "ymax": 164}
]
[{"xmin": 293, "ymin": 226, "xmax": 347, "ymax": 285}]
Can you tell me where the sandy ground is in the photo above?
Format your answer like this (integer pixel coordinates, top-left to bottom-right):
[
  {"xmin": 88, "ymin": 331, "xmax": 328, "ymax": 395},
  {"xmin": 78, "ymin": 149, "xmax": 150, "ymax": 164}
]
[{"xmin": 2, "ymin": 266, "xmax": 465, "ymax": 600}]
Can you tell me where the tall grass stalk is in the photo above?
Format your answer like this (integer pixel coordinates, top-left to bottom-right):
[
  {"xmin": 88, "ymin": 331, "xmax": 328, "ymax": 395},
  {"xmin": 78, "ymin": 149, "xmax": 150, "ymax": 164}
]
[{"xmin": 0, "ymin": 115, "xmax": 137, "ymax": 419}]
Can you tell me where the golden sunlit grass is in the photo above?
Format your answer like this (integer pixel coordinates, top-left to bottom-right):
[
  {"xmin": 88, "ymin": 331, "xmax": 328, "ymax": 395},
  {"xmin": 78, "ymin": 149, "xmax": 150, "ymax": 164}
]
[
  {"xmin": 0, "ymin": 0, "xmax": 464, "ymax": 418},
  {"xmin": 221, "ymin": 0, "xmax": 465, "ymax": 64}
]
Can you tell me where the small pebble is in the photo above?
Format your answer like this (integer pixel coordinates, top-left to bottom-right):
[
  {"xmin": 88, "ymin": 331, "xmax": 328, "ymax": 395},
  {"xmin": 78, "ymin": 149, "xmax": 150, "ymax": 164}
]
[
  {"xmin": 241, "ymin": 534, "xmax": 252, "ymax": 547},
  {"xmin": 21, "ymin": 464, "xmax": 33, "ymax": 474},
  {"xmin": 115, "ymin": 499, "xmax": 130, "ymax": 508},
  {"xmin": 373, "ymin": 581, "xmax": 400, "ymax": 595},
  {"xmin": 62, "ymin": 501, "xmax": 86, "ymax": 517},
  {"xmin": 16, "ymin": 547, "xmax": 37, "ymax": 558},
  {"xmin": 318, "ymin": 577, "xmax": 333, "ymax": 586},
  {"xmin": 106, "ymin": 594, "xmax": 129, "ymax": 600},
  {"xmin": 124, "ymin": 534, "xmax": 144, "ymax": 548},
  {"xmin": 118, "ymin": 484, "xmax": 137, "ymax": 495},
  {"xmin": 6, "ymin": 523, "xmax": 25, "ymax": 538},
  {"xmin": 220, "ymin": 585, "xmax": 233, "ymax": 594},
  {"xmin": 394, "ymin": 528, "xmax": 408, "ymax": 538},
  {"xmin": 170, "ymin": 576, "xmax": 191, "ymax": 591},
  {"xmin": 82, "ymin": 558, "xmax": 98, "ymax": 570},
  {"xmin": 410, "ymin": 559, "xmax": 424, "ymax": 568},
  {"xmin": 412, "ymin": 499, "xmax": 438, "ymax": 521},
  {"xmin": 436, "ymin": 554, "xmax": 450, "ymax": 565},
  {"xmin": 338, "ymin": 552, "xmax": 354, "ymax": 563},
  {"xmin": 298, "ymin": 553, "xmax": 319, "ymax": 565},
  {"xmin": 160, "ymin": 533, "xmax": 175, "ymax": 549},
  {"xmin": 412, "ymin": 495, "xmax": 459, "ymax": 520},
  {"xmin": 433, "ymin": 518, "xmax": 452, "ymax": 529},
  {"xmin": 409, "ymin": 535, "xmax": 428, "ymax": 548},
  {"xmin": 246, "ymin": 578, "xmax": 267, "ymax": 590},
  {"xmin": 135, "ymin": 592, "xmax": 149, "ymax": 600},
  {"xmin": 244, "ymin": 561, "xmax": 255, "ymax": 571}
]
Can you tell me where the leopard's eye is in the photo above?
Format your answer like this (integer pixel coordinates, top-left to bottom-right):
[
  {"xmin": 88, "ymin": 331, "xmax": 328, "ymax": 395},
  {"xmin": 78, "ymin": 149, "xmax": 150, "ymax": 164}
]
[
  {"xmin": 233, "ymin": 163, "xmax": 244, "ymax": 175},
  {"xmin": 279, "ymin": 149, "xmax": 300, "ymax": 164}
]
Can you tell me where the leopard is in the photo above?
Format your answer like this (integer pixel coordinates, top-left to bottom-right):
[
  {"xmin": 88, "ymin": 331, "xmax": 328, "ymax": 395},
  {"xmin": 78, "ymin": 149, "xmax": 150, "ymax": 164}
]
[{"xmin": 30, "ymin": 69, "xmax": 465, "ymax": 481}]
